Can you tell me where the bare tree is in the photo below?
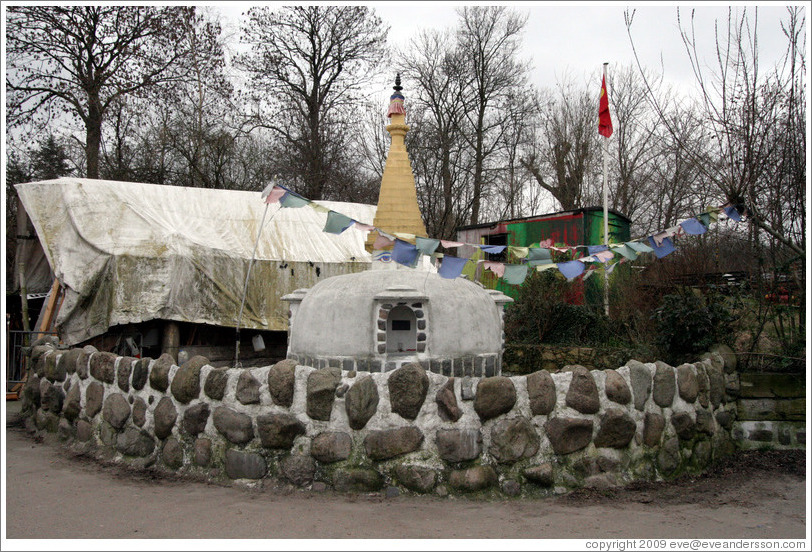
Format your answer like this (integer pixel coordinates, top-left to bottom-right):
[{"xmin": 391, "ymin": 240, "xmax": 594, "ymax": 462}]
[
  {"xmin": 407, "ymin": 100, "xmax": 474, "ymax": 239},
  {"xmin": 400, "ymin": 29, "xmax": 470, "ymax": 238},
  {"xmin": 237, "ymin": 6, "xmax": 388, "ymax": 200},
  {"xmin": 487, "ymin": 86, "xmax": 538, "ymax": 221},
  {"xmin": 6, "ymin": 6, "xmax": 196, "ymax": 178},
  {"xmin": 99, "ymin": 96, "xmax": 144, "ymax": 182},
  {"xmin": 89, "ymin": 9, "xmax": 279, "ymax": 193},
  {"xmin": 627, "ymin": 6, "xmax": 806, "ymax": 365},
  {"xmin": 166, "ymin": 10, "xmax": 236, "ymax": 189},
  {"xmin": 349, "ymin": 97, "xmax": 398, "ymax": 205},
  {"xmin": 607, "ymin": 65, "xmax": 660, "ymax": 225},
  {"xmin": 758, "ymin": 8, "xmax": 806, "ymax": 259},
  {"xmin": 625, "ymin": 6, "xmax": 805, "ymax": 257},
  {"xmin": 644, "ymin": 104, "xmax": 710, "ymax": 233},
  {"xmin": 521, "ymin": 79, "xmax": 597, "ymax": 211},
  {"xmin": 457, "ymin": 6, "xmax": 531, "ymax": 224}
]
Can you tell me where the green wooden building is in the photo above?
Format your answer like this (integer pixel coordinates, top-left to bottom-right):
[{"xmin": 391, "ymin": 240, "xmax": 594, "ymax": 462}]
[{"xmin": 455, "ymin": 206, "xmax": 632, "ymax": 305}]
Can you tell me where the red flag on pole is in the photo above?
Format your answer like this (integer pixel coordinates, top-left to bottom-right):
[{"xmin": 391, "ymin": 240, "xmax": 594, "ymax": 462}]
[{"xmin": 598, "ymin": 75, "xmax": 613, "ymax": 138}]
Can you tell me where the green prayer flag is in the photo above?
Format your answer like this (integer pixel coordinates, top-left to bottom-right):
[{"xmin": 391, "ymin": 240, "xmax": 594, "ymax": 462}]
[
  {"xmin": 280, "ymin": 192, "xmax": 310, "ymax": 208},
  {"xmin": 416, "ymin": 237, "xmax": 440, "ymax": 256},
  {"xmin": 612, "ymin": 244, "xmax": 638, "ymax": 260},
  {"xmin": 527, "ymin": 247, "xmax": 551, "ymax": 261},
  {"xmin": 527, "ymin": 259, "xmax": 554, "ymax": 267},
  {"xmin": 503, "ymin": 264, "xmax": 529, "ymax": 285},
  {"xmin": 698, "ymin": 213, "xmax": 711, "ymax": 227},
  {"xmin": 323, "ymin": 210, "xmax": 353, "ymax": 234},
  {"xmin": 627, "ymin": 241, "xmax": 654, "ymax": 253}
]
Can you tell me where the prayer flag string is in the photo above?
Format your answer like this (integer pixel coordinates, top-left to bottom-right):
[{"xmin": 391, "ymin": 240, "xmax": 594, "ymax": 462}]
[{"xmin": 263, "ymin": 185, "xmax": 744, "ymax": 286}]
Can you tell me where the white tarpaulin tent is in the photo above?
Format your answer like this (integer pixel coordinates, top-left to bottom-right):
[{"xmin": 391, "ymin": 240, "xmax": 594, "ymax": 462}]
[{"xmin": 15, "ymin": 178, "xmax": 375, "ymax": 345}]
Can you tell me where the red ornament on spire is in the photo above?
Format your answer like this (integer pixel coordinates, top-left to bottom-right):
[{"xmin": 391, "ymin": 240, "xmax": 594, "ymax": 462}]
[{"xmin": 387, "ymin": 73, "xmax": 406, "ymax": 118}]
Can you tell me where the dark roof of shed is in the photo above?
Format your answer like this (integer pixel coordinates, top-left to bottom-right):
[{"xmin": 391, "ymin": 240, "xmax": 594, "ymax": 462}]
[{"xmin": 456, "ymin": 206, "xmax": 632, "ymax": 232}]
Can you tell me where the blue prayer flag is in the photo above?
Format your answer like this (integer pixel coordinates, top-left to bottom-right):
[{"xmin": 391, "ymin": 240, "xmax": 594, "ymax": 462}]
[
  {"xmin": 392, "ymin": 239, "xmax": 419, "ymax": 267},
  {"xmin": 723, "ymin": 206, "xmax": 742, "ymax": 222},
  {"xmin": 587, "ymin": 245, "xmax": 609, "ymax": 254},
  {"xmin": 648, "ymin": 236, "xmax": 676, "ymax": 258},
  {"xmin": 479, "ymin": 244, "xmax": 506, "ymax": 255},
  {"xmin": 680, "ymin": 218, "xmax": 707, "ymax": 235},
  {"xmin": 557, "ymin": 260, "xmax": 585, "ymax": 279},
  {"xmin": 438, "ymin": 255, "xmax": 469, "ymax": 279}
]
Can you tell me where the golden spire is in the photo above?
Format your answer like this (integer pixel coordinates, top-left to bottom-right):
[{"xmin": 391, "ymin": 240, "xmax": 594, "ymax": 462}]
[{"xmin": 366, "ymin": 74, "xmax": 427, "ymax": 252}]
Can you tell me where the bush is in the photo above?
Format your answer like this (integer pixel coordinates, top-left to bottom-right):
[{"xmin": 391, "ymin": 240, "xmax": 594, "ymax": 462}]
[
  {"xmin": 504, "ymin": 271, "xmax": 613, "ymax": 346},
  {"xmin": 652, "ymin": 290, "xmax": 734, "ymax": 363}
]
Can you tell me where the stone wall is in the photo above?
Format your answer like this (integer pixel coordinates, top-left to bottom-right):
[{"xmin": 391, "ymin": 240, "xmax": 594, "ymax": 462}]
[
  {"xmin": 727, "ymin": 372, "xmax": 806, "ymax": 450},
  {"xmin": 21, "ymin": 338, "xmax": 740, "ymax": 497}
]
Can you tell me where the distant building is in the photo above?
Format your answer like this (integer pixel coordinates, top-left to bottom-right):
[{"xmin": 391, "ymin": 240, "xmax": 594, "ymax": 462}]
[{"xmin": 456, "ymin": 207, "xmax": 632, "ymax": 304}]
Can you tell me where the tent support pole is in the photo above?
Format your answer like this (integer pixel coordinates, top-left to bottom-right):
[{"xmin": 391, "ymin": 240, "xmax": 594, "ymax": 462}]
[
  {"xmin": 162, "ymin": 321, "xmax": 180, "ymax": 363},
  {"xmin": 235, "ymin": 202, "xmax": 272, "ymax": 368}
]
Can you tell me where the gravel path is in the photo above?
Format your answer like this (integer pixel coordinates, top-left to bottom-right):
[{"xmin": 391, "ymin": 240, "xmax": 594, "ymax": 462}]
[{"xmin": 3, "ymin": 422, "xmax": 806, "ymax": 541}]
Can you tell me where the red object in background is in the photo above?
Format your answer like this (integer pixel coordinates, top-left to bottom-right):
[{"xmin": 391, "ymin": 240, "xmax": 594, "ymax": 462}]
[
  {"xmin": 765, "ymin": 287, "xmax": 795, "ymax": 305},
  {"xmin": 599, "ymin": 75, "xmax": 613, "ymax": 138}
]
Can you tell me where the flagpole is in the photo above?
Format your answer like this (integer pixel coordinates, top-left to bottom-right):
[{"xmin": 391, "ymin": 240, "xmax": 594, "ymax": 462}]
[{"xmin": 602, "ymin": 62, "xmax": 610, "ymax": 318}]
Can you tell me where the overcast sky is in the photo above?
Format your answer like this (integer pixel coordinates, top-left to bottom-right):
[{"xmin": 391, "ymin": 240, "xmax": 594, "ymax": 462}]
[{"xmin": 215, "ymin": 1, "xmax": 801, "ymax": 100}]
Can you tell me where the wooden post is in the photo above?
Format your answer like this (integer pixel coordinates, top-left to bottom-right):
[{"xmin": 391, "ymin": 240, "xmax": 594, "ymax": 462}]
[
  {"xmin": 36, "ymin": 279, "xmax": 62, "ymax": 339},
  {"xmin": 162, "ymin": 321, "xmax": 180, "ymax": 362}
]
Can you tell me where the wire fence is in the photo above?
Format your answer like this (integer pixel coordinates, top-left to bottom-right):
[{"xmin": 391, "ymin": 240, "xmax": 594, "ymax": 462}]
[{"xmin": 5, "ymin": 330, "xmax": 58, "ymax": 395}]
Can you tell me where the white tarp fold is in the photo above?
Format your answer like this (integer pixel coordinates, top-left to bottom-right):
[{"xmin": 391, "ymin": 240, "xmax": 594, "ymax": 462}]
[{"xmin": 15, "ymin": 178, "xmax": 375, "ymax": 345}]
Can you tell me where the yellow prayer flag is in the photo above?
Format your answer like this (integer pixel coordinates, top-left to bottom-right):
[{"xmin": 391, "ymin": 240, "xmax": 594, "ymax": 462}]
[{"xmin": 509, "ymin": 246, "xmax": 529, "ymax": 258}]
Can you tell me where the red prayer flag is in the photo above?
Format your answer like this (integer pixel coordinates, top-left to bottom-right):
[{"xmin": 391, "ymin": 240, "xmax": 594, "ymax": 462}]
[{"xmin": 598, "ymin": 75, "xmax": 613, "ymax": 138}]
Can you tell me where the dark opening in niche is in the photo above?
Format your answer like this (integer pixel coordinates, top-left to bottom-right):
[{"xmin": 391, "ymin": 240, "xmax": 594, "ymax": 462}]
[{"xmin": 391, "ymin": 320, "xmax": 411, "ymax": 331}]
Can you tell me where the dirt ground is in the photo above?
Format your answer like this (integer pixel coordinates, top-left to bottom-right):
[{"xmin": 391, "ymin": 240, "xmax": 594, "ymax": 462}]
[{"xmin": 3, "ymin": 413, "xmax": 808, "ymax": 542}]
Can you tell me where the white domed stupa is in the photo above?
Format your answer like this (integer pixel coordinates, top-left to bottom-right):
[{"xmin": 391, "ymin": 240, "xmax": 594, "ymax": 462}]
[{"xmin": 283, "ymin": 269, "xmax": 511, "ymax": 375}]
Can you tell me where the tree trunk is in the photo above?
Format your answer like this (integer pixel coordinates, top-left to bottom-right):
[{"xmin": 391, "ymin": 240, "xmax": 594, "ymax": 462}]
[
  {"xmin": 86, "ymin": 97, "xmax": 103, "ymax": 179},
  {"xmin": 440, "ymin": 147, "xmax": 454, "ymax": 239},
  {"xmin": 470, "ymin": 109, "xmax": 486, "ymax": 225}
]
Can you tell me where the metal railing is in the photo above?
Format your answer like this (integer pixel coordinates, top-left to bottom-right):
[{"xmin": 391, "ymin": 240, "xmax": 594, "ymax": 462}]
[{"xmin": 5, "ymin": 330, "xmax": 58, "ymax": 396}]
